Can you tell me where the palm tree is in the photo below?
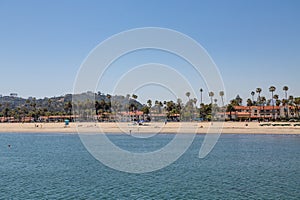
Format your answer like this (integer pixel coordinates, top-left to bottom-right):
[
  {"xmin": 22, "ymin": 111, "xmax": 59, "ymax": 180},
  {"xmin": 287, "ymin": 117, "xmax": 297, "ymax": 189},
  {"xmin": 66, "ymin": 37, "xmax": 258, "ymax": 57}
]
[
  {"xmin": 226, "ymin": 104, "xmax": 235, "ymax": 121},
  {"xmin": 219, "ymin": 91, "xmax": 224, "ymax": 107},
  {"xmin": 273, "ymin": 94, "xmax": 281, "ymax": 106},
  {"xmin": 131, "ymin": 94, "xmax": 138, "ymax": 100},
  {"xmin": 208, "ymin": 92, "xmax": 214, "ymax": 105},
  {"xmin": 200, "ymin": 88, "xmax": 203, "ymax": 104},
  {"xmin": 294, "ymin": 97, "xmax": 300, "ymax": 119},
  {"xmin": 247, "ymin": 98, "xmax": 252, "ymax": 121},
  {"xmin": 106, "ymin": 94, "xmax": 112, "ymax": 114},
  {"xmin": 251, "ymin": 91, "xmax": 255, "ymax": 104},
  {"xmin": 147, "ymin": 99, "xmax": 152, "ymax": 108},
  {"xmin": 214, "ymin": 98, "xmax": 218, "ymax": 105},
  {"xmin": 186, "ymin": 92, "xmax": 191, "ymax": 102},
  {"xmin": 193, "ymin": 98, "xmax": 197, "ymax": 107},
  {"xmin": 256, "ymin": 88, "xmax": 262, "ymax": 101},
  {"xmin": 283, "ymin": 86, "xmax": 289, "ymax": 119},
  {"xmin": 283, "ymin": 86, "xmax": 289, "ymax": 99},
  {"xmin": 289, "ymin": 95, "xmax": 294, "ymax": 119},
  {"xmin": 209, "ymin": 92, "xmax": 214, "ymax": 120},
  {"xmin": 235, "ymin": 95, "xmax": 242, "ymax": 106},
  {"xmin": 261, "ymin": 96, "xmax": 266, "ymax": 121},
  {"xmin": 269, "ymin": 86, "xmax": 276, "ymax": 121},
  {"xmin": 256, "ymin": 88, "xmax": 262, "ymax": 121}
]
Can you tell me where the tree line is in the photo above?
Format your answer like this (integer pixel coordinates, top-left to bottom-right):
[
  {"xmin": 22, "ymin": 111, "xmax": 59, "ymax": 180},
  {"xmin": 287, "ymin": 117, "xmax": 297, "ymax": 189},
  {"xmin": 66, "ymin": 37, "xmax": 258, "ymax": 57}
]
[{"xmin": 0, "ymin": 86, "xmax": 299, "ymax": 122}]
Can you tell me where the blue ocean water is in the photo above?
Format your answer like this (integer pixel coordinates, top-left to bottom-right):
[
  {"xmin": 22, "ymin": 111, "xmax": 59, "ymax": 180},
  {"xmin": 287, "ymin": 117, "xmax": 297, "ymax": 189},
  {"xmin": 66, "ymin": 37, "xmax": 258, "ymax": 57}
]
[{"xmin": 0, "ymin": 133, "xmax": 299, "ymax": 199}]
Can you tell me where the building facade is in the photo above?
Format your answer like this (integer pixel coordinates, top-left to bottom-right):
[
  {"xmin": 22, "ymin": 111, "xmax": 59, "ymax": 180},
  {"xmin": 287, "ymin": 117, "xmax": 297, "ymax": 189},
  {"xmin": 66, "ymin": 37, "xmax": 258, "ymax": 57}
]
[{"xmin": 225, "ymin": 105, "xmax": 299, "ymax": 121}]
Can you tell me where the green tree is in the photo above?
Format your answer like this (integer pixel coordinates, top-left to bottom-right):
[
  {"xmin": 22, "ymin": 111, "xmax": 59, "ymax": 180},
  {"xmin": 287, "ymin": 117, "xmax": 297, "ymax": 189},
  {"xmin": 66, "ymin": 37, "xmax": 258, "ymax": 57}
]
[
  {"xmin": 226, "ymin": 104, "xmax": 235, "ymax": 121},
  {"xmin": 64, "ymin": 101, "xmax": 73, "ymax": 120}
]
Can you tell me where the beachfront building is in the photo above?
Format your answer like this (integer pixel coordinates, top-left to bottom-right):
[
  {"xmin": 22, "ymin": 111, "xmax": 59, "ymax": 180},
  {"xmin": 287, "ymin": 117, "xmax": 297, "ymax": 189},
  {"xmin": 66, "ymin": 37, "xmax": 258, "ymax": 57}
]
[{"xmin": 225, "ymin": 105, "xmax": 299, "ymax": 121}]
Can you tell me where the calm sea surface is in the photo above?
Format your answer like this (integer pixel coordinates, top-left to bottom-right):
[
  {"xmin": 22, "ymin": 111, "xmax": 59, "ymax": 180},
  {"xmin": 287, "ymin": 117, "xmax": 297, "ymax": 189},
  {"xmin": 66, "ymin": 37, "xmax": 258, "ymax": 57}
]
[{"xmin": 0, "ymin": 133, "xmax": 299, "ymax": 199}]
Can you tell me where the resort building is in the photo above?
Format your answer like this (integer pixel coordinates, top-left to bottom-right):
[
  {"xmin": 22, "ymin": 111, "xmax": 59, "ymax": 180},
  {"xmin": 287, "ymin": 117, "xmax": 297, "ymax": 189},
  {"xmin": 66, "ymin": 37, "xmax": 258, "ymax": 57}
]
[{"xmin": 225, "ymin": 105, "xmax": 299, "ymax": 121}]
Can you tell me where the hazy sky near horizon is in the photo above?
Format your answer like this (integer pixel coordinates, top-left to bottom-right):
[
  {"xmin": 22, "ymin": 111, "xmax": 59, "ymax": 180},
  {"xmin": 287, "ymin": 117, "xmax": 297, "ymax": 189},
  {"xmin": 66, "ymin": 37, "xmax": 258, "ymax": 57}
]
[{"xmin": 1, "ymin": 0, "xmax": 300, "ymax": 104}]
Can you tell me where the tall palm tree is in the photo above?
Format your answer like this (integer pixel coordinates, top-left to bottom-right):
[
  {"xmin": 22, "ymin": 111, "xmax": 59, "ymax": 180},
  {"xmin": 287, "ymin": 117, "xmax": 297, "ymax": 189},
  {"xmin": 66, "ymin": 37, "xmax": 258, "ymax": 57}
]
[
  {"xmin": 209, "ymin": 92, "xmax": 214, "ymax": 121},
  {"xmin": 251, "ymin": 91, "xmax": 255, "ymax": 104},
  {"xmin": 256, "ymin": 88, "xmax": 262, "ymax": 100},
  {"xmin": 289, "ymin": 95, "xmax": 294, "ymax": 119},
  {"xmin": 256, "ymin": 88, "xmax": 262, "ymax": 121},
  {"xmin": 247, "ymin": 98, "xmax": 252, "ymax": 121},
  {"xmin": 283, "ymin": 86, "xmax": 289, "ymax": 119},
  {"xmin": 219, "ymin": 91, "xmax": 224, "ymax": 107},
  {"xmin": 192, "ymin": 98, "xmax": 197, "ymax": 120},
  {"xmin": 269, "ymin": 86, "xmax": 276, "ymax": 121},
  {"xmin": 214, "ymin": 98, "xmax": 218, "ymax": 104},
  {"xmin": 200, "ymin": 88, "xmax": 203, "ymax": 104},
  {"xmin": 209, "ymin": 92, "xmax": 214, "ymax": 105},
  {"xmin": 186, "ymin": 92, "xmax": 191, "ymax": 102},
  {"xmin": 261, "ymin": 96, "xmax": 266, "ymax": 121},
  {"xmin": 283, "ymin": 86, "xmax": 289, "ymax": 99},
  {"xmin": 193, "ymin": 98, "xmax": 197, "ymax": 106}
]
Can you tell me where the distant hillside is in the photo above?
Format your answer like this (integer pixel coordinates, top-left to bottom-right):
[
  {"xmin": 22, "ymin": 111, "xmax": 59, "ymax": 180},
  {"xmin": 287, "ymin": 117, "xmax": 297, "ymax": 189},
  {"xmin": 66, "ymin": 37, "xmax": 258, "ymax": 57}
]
[{"xmin": 0, "ymin": 92, "xmax": 143, "ymax": 121}]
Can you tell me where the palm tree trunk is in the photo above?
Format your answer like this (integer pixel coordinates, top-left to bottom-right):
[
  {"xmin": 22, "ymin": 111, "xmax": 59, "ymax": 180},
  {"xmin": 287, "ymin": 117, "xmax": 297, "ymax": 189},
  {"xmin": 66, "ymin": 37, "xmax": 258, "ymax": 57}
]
[{"xmin": 272, "ymin": 91, "xmax": 275, "ymax": 121}]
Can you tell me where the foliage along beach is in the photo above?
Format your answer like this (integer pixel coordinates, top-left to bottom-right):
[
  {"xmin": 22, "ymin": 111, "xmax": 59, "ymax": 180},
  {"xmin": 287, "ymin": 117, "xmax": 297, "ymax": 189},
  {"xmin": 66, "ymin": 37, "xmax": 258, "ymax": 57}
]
[{"xmin": 1, "ymin": 86, "xmax": 300, "ymax": 134}]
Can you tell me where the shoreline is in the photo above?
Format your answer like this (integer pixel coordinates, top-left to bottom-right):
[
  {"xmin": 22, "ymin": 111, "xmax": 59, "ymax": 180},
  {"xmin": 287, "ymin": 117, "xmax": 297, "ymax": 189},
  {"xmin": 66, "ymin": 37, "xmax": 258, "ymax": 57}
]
[{"xmin": 0, "ymin": 122, "xmax": 300, "ymax": 134}]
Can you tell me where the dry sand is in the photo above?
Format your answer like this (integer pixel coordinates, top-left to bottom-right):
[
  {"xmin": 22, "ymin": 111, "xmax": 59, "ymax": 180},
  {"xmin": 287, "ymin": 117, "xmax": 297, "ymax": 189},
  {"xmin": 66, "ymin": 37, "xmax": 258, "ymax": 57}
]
[{"xmin": 0, "ymin": 122, "xmax": 300, "ymax": 134}]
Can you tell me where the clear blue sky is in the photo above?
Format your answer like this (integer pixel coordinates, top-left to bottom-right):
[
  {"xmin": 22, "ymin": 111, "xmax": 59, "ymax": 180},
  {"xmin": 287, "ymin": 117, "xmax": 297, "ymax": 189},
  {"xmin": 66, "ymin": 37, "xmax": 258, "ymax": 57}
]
[{"xmin": 0, "ymin": 0, "xmax": 299, "ymax": 104}]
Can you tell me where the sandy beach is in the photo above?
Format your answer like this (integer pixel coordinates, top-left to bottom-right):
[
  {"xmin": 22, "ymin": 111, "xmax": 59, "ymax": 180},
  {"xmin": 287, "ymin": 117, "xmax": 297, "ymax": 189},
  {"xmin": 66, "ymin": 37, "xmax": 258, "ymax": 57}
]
[{"xmin": 0, "ymin": 122, "xmax": 300, "ymax": 134}]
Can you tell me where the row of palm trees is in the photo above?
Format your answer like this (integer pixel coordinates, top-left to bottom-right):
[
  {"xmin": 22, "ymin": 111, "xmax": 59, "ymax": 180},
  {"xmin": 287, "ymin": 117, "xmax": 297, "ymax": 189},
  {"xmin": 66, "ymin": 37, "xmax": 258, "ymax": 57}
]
[
  {"xmin": 191, "ymin": 89, "xmax": 225, "ymax": 106},
  {"xmin": 250, "ymin": 86, "xmax": 295, "ymax": 120},
  {"xmin": 182, "ymin": 86, "xmax": 299, "ymax": 121}
]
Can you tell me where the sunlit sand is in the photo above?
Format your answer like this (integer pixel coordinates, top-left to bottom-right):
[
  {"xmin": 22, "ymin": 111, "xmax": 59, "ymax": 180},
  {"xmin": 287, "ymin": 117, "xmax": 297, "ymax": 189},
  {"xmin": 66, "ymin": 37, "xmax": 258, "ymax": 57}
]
[{"xmin": 0, "ymin": 122, "xmax": 300, "ymax": 134}]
